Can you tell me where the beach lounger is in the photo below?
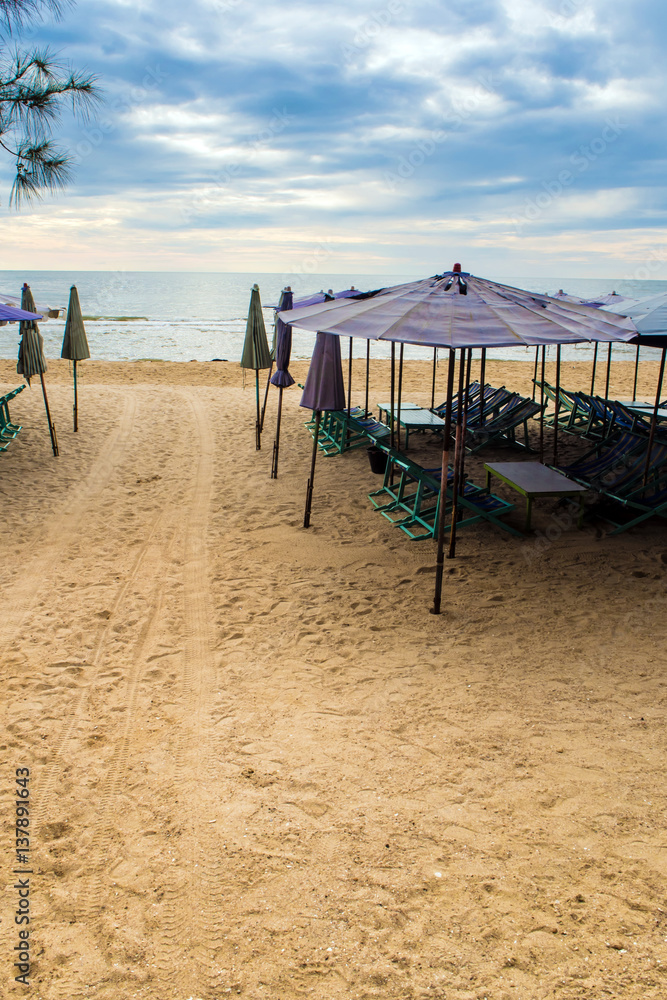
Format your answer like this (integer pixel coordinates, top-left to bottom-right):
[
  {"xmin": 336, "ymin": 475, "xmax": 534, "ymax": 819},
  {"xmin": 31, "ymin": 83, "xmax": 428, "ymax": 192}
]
[
  {"xmin": 366, "ymin": 445, "xmax": 520, "ymax": 539},
  {"xmin": 0, "ymin": 385, "xmax": 24, "ymax": 443},
  {"xmin": 598, "ymin": 478, "xmax": 667, "ymax": 534},
  {"xmin": 466, "ymin": 396, "xmax": 544, "ymax": 453},
  {"xmin": 554, "ymin": 433, "xmax": 667, "ymax": 495},
  {"xmin": 304, "ymin": 406, "xmax": 389, "ymax": 456}
]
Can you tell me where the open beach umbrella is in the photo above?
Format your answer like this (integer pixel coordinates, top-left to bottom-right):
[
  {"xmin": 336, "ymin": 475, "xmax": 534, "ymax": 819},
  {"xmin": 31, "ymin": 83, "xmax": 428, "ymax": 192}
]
[
  {"xmin": 19, "ymin": 283, "xmax": 59, "ymax": 456},
  {"xmin": 61, "ymin": 285, "xmax": 91, "ymax": 432},
  {"xmin": 1, "ymin": 292, "xmax": 62, "ymax": 318},
  {"xmin": 281, "ymin": 266, "xmax": 637, "ymax": 612},
  {"xmin": 0, "ymin": 302, "xmax": 43, "ymax": 323},
  {"xmin": 300, "ymin": 332, "xmax": 345, "ymax": 527},
  {"xmin": 601, "ymin": 293, "xmax": 667, "ymax": 481},
  {"xmin": 269, "ymin": 288, "xmax": 295, "ymax": 479},
  {"xmin": 240, "ymin": 284, "xmax": 272, "ymax": 450}
]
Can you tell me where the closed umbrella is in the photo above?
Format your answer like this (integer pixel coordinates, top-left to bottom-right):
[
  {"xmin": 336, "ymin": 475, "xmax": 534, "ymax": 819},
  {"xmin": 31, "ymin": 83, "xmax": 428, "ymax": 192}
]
[
  {"xmin": 300, "ymin": 332, "xmax": 345, "ymax": 527},
  {"xmin": 269, "ymin": 288, "xmax": 295, "ymax": 479},
  {"xmin": 240, "ymin": 284, "xmax": 272, "ymax": 450},
  {"xmin": 19, "ymin": 283, "xmax": 59, "ymax": 457},
  {"xmin": 61, "ymin": 285, "xmax": 90, "ymax": 432}
]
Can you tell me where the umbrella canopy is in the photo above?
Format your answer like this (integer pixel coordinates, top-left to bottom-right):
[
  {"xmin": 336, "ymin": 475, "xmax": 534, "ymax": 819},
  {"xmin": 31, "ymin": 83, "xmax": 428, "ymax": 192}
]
[
  {"xmin": 279, "ymin": 269, "xmax": 637, "ymax": 350},
  {"xmin": 1, "ymin": 292, "xmax": 61, "ymax": 318},
  {"xmin": 0, "ymin": 302, "xmax": 42, "ymax": 323},
  {"xmin": 61, "ymin": 285, "xmax": 91, "ymax": 360},
  {"xmin": 551, "ymin": 289, "xmax": 588, "ymax": 304},
  {"xmin": 587, "ymin": 291, "xmax": 635, "ymax": 308},
  {"xmin": 603, "ymin": 292, "xmax": 667, "ymax": 346},
  {"xmin": 240, "ymin": 284, "xmax": 272, "ymax": 370},
  {"xmin": 300, "ymin": 332, "xmax": 346, "ymax": 411},
  {"xmin": 270, "ymin": 289, "xmax": 295, "ymax": 388},
  {"xmin": 18, "ymin": 285, "xmax": 47, "ymax": 380}
]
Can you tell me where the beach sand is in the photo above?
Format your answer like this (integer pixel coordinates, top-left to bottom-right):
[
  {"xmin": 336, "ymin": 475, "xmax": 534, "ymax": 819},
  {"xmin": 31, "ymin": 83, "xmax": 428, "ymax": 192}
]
[{"xmin": 1, "ymin": 357, "xmax": 666, "ymax": 999}]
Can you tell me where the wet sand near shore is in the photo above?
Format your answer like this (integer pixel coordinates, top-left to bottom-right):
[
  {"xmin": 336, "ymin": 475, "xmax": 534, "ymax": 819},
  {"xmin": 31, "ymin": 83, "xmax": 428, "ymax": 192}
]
[{"xmin": 0, "ymin": 358, "xmax": 666, "ymax": 999}]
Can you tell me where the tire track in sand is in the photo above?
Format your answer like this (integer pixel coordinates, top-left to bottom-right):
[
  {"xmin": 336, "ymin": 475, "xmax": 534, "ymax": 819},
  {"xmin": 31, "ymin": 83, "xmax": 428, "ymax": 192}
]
[
  {"xmin": 37, "ymin": 389, "xmax": 196, "ymax": 1000},
  {"xmin": 0, "ymin": 392, "xmax": 138, "ymax": 649},
  {"xmin": 153, "ymin": 391, "xmax": 229, "ymax": 999}
]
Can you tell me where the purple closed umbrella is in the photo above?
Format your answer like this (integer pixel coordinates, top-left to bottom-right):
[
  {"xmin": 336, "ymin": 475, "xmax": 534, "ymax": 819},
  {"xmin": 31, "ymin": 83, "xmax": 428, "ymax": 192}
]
[
  {"xmin": 269, "ymin": 289, "xmax": 295, "ymax": 480},
  {"xmin": 300, "ymin": 333, "xmax": 346, "ymax": 527},
  {"xmin": 271, "ymin": 290, "xmax": 295, "ymax": 390}
]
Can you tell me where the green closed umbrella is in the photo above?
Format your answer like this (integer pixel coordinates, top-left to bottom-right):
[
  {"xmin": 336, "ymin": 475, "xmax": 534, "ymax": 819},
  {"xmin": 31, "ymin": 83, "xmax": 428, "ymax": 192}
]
[
  {"xmin": 240, "ymin": 284, "xmax": 272, "ymax": 450},
  {"xmin": 61, "ymin": 285, "xmax": 90, "ymax": 431},
  {"xmin": 19, "ymin": 283, "xmax": 59, "ymax": 457}
]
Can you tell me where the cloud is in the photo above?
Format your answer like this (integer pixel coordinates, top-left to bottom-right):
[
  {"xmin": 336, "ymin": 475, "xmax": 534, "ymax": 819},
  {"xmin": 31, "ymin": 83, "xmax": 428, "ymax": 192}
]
[{"xmin": 1, "ymin": 0, "xmax": 667, "ymax": 276}]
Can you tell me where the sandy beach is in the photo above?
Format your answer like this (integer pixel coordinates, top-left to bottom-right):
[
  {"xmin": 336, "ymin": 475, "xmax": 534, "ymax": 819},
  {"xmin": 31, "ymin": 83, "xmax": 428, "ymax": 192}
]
[{"xmin": 1, "ymin": 356, "xmax": 666, "ymax": 999}]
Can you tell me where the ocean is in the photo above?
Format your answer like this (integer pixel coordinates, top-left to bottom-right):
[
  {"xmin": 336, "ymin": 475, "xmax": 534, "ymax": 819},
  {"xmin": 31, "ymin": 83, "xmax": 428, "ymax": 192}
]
[{"xmin": 1, "ymin": 270, "xmax": 665, "ymax": 364}]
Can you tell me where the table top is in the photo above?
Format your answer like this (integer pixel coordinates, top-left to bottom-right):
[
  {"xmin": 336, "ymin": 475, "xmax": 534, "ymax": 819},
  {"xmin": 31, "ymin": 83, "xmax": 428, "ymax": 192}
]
[
  {"xmin": 484, "ymin": 461, "xmax": 587, "ymax": 496},
  {"xmin": 377, "ymin": 401, "xmax": 423, "ymax": 412},
  {"xmin": 624, "ymin": 403, "xmax": 667, "ymax": 420},
  {"xmin": 378, "ymin": 405, "xmax": 445, "ymax": 428}
]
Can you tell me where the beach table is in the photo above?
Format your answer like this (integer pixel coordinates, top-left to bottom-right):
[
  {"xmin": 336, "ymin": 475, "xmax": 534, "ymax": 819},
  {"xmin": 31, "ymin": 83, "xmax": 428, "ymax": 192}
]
[
  {"xmin": 624, "ymin": 403, "xmax": 667, "ymax": 421},
  {"xmin": 377, "ymin": 402, "xmax": 423, "ymax": 422},
  {"xmin": 484, "ymin": 461, "xmax": 587, "ymax": 532},
  {"xmin": 376, "ymin": 404, "xmax": 445, "ymax": 449}
]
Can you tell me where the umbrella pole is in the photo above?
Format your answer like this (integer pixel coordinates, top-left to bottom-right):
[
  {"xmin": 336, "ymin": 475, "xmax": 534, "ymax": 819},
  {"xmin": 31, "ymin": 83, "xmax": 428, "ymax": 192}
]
[
  {"xmin": 431, "ymin": 348, "xmax": 456, "ymax": 615},
  {"xmin": 643, "ymin": 346, "xmax": 666, "ymax": 486},
  {"xmin": 390, "ymin": 343, "xmax": 396, "ymax": 452},
  {"xmin": 396, "ymin": 343, "xmax": 404, "ymax": 452},
  {"xmin": 552, "ymin": 345, "xmax": 561, "ymax": 466},
  {"xmin": 600, "ymin": 342, "xmax": 612, "ymax": 439},
  {"xmin": 388, "ymin": 343, "xmax": 396, "ymax": 486},
  {"xmin": 365, "ymin": 340, "xmax": 370, "ymax": 416},
  {"xmin": 346, "ymin": 337, "xmax": 353, "ymax": 449},
  {"xmin": 303, "ymin": 409, "xmax": 321, "ymax": 528},
  {"xmin": 459, "ymin": 347, "xmax": 472, "ymax": 494},
  {"xmin": 430, "ymin": 347, "xmax": 437, "ymax": 410},
  {"xmin": 633, "ymin": 343, "xmax": 640, "ymax": 402},
  {"xmin": 260, "ymin": 362, "xmax": 274, "ymax": 432},
  {"xmin": 447, "ymin": 350, "xmax": 466, "ymax": 559},
  {"xmin": 255, "ymin": 369, "xmax": 261, "ymax": 450},
  {"xmin": 73, "ymin": 359, "xmax": 78, "ymax": 432},
  {"xmin": 479, "ymin": 348, "xmax": 487, "ymax": 425},
  {"xmin": 40, "ymin": 373, "xmax": 59, "ymax": 457},
  {"xmin": 604, "ymin": 343, "xmax": 612, "ymax": 400},
  {"xmin": 271, "ymin": 386, "xmax": 284, "ymax": 479},
  {"xmin": 590, "ymin": 342, "xmax": 598, "ymax": 394},
  {"xmin": 539, "ymin": 346, "xmax": 546, "ymax": 463},
  {"xmin": 532, "ymin": 346, "xmax": 539, "ymax": 401}
]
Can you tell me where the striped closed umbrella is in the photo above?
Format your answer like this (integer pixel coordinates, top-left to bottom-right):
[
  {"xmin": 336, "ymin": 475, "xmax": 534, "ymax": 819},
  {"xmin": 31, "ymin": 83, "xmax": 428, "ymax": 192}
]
[
  {"xmin": 240, "ymin": 284, "xmax": 272, "ymax": 450},
  {"xmin": 61, "ymin": 285, "xmax": 90, "ymax": 431},
  {"xmin": 19, "ymin": 283, "xmax": 58, "ymax": 456}
]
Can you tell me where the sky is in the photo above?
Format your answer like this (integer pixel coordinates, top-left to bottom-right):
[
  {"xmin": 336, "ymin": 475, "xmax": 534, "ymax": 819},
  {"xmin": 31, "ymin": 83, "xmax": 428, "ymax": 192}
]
[{"xmin": 1, "ymin": 0, "xmax": 667, "ymax": 277}]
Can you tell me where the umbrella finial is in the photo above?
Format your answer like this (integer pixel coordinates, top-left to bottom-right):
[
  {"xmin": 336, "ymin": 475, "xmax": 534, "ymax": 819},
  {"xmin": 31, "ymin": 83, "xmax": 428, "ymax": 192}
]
[{"xmin": 453, "ymin": 263, "xmax": 462, "ymax": 273}]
